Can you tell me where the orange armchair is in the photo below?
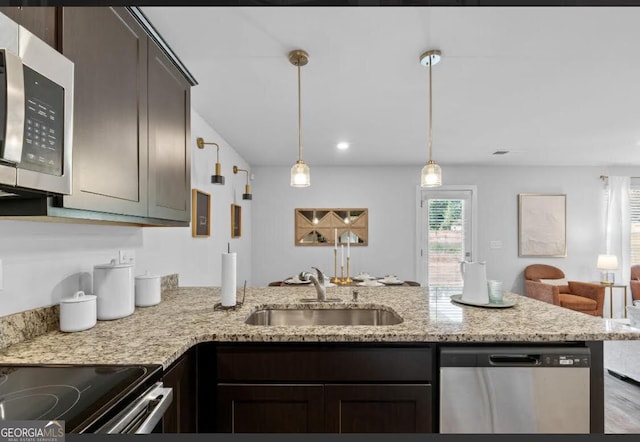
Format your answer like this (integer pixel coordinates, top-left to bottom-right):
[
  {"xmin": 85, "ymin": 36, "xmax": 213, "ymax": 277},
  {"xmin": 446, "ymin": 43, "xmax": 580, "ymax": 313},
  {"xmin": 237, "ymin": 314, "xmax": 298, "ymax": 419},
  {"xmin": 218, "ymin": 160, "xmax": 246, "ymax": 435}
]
[
  {"xmin": 631, "ymin": 265, "xmax": 640, "ymax": 302},
  {"xmin": 524, "ymin": 264, "xmax": 605, "ymax": 316}
]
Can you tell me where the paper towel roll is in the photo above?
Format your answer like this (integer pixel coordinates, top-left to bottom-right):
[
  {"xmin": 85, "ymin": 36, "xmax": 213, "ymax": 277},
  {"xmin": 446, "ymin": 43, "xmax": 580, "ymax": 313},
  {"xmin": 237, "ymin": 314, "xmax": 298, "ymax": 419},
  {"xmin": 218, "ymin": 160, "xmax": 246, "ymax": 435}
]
[{"xmin": 221, "ymin": 252, "xmax": 237, "ymax": 307}]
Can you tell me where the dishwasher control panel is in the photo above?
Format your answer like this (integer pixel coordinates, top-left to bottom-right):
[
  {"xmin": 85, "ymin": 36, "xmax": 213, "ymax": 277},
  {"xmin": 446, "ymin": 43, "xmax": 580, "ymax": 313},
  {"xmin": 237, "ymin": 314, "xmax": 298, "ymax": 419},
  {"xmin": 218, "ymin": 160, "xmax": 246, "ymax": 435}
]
[
  {"xmin": 440, "ymin": 346, "xmax": 591, "ymax": 368},
  {"xmin": 545, "ymin": 354, "xmax": 590, "ymax": 367}
]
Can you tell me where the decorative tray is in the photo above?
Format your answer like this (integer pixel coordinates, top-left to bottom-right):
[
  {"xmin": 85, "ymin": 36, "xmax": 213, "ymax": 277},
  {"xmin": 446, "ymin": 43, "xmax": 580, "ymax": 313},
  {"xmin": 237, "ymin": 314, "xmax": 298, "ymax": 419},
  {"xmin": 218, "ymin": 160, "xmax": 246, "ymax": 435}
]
[{"xmin": 450, "ymin": 294, "xmax": 516, "ymax": 309}]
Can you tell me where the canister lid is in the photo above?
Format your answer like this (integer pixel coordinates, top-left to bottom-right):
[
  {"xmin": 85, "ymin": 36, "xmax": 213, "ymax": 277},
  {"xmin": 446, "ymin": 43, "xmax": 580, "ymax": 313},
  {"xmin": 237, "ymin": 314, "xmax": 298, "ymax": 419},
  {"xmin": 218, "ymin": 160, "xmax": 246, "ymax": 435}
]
[
  {"xmin": 60, "ymin": 290, "xmax": 97, "ymax": 304},
  {"xmin": 94, "ymin": 259, "xmax": 134, "ymax": 269},
  {"xmin": 135, "ymin": 270, "xmax": 161, "ymax": 280}
]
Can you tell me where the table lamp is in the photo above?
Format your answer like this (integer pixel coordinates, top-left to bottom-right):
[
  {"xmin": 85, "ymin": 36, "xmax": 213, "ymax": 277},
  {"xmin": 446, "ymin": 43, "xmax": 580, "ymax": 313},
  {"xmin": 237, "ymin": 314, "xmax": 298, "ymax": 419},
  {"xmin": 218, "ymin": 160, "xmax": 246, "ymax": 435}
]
[{"xmin": 597, "ymin": 254, "xmax": 618, "ymax": 285}]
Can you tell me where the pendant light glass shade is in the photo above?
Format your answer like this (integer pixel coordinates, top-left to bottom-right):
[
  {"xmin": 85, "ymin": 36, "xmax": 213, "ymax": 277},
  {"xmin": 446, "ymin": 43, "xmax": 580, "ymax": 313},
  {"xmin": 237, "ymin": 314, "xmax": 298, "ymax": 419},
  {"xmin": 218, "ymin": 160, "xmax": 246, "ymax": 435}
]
[
  {"xmin": 289, "ymin": 50, "xmax": 311, "ymax": 188},
  {"xmin": 421, "ymin": 160, "xmax": 442, "ymax": 187},
  {"xmin": 420, "ymin": 49, "xmax": 442, "ymax": 188},
  {"xmin": 291, "ymin": 160, "xmax": 310, "ymax": 187}
]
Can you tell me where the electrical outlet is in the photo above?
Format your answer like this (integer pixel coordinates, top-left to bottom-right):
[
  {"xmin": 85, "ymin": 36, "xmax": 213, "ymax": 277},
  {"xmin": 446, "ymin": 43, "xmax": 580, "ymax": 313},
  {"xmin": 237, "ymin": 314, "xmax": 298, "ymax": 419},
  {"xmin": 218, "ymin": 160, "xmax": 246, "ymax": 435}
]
[
  {"xmin": 490, "ymin": 240, "xmax": 503, "ymax": 249},
  {"xmin": 118, "ymin": 250, "xmax": 136, "ymax": 265}
]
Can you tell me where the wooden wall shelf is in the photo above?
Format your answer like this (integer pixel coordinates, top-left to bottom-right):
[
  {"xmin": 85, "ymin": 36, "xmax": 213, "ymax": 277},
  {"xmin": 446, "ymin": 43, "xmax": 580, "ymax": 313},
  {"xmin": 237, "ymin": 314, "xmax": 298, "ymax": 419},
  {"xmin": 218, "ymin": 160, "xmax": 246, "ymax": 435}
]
[{"xmin": 295, "ymin": 208, "xmax": 368, "ymax": 246}]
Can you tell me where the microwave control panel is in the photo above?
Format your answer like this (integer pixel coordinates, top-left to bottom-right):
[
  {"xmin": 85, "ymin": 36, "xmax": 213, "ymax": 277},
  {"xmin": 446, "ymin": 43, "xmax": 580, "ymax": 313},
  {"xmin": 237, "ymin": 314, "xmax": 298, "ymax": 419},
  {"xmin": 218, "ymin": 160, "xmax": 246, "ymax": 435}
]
[{"xmin": 20, "ymin": 65, "xmax": 64, "ymax": 176}]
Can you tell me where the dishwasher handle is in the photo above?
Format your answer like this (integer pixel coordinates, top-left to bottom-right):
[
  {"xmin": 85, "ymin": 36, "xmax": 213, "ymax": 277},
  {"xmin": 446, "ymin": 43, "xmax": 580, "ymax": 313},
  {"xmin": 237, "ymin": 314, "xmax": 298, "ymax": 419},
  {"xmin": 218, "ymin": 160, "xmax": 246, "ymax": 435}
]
[{"xmin": 489, "ymin": 354, "xmax": 540, "ymax": 366}]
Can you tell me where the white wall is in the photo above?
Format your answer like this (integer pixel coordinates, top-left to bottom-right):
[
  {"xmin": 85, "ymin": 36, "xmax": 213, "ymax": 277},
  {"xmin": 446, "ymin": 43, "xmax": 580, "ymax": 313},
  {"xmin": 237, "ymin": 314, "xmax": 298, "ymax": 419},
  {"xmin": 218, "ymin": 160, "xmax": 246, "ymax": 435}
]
[
  {"xmin": 251, "ymin": 165, "xmax": 633, "ymax": 295},
  {"xmin": 0, "ymin": 110, "xmax": 251, "ymax": 317}
]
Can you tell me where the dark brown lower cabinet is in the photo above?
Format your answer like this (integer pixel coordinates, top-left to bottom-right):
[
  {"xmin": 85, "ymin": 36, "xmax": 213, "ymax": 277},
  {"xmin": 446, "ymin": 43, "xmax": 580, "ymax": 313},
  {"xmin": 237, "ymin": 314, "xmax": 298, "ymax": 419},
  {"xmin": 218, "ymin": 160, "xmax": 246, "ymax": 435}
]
[
  {"xmin": 162, "ymin": 350, "xmax": 197, "ymax": 433},
  {"xmin": 325, "ymin": 384, "xmax": 432, "ymax": 433},
  {"xmin": 213, "ymin": 344, "xmax": 435, "ymax": 433},
  {"xmin": 217, "ymin": 384, "xmax": 325, "ymax": 433},
  {"xmin": 216, "ymin": 383, "xmax": 432, "ymax": 433}
]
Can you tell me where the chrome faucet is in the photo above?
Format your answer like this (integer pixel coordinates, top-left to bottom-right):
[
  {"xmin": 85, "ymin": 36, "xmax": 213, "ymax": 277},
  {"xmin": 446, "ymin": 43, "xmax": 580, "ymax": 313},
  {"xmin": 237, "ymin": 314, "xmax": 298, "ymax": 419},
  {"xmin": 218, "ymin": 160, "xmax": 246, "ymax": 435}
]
[{"xmin": 298, "ymin": 267, "xmax": 327, "ymax": 301}]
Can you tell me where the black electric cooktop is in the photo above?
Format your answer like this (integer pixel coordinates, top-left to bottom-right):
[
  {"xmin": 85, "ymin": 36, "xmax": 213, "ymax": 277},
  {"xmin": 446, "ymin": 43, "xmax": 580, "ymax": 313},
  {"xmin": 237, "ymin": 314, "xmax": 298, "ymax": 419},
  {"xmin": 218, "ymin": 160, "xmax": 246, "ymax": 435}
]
[{"xmin": 0, "ymin": 364, "xmax": 162, "ymax": 432}]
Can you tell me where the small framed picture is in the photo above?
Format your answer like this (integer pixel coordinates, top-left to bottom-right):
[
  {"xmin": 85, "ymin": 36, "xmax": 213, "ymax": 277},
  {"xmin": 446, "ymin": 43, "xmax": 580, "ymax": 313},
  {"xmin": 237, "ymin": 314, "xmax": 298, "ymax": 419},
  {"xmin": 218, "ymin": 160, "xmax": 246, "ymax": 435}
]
[
  {"xmin": 231, "ymin": 204, "xmax": 242, "ymax": 238},
  {"xmin": 192, "ymin": 189, "xmax": 211, "ymax": 238}
]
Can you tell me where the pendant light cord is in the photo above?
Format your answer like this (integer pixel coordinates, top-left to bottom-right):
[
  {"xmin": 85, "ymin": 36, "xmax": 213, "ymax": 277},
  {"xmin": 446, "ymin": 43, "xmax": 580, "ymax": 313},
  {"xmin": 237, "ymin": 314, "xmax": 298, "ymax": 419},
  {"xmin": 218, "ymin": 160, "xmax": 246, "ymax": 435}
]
[
  {"xmin": 297, "ymin": 61, "xmax": 303, "ymax": 162},
  {"xmin": 428, "ymin": 56, "xmax": 433, "ymax": 163}
]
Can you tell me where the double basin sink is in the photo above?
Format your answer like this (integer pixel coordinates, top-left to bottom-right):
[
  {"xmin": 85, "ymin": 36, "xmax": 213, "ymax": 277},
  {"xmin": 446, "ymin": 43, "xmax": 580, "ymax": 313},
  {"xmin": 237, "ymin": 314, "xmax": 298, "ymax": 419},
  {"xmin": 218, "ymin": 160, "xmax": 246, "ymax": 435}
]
[{"xmin": 245, "ymin": 306, "xmax": 403, "ymax": 326}]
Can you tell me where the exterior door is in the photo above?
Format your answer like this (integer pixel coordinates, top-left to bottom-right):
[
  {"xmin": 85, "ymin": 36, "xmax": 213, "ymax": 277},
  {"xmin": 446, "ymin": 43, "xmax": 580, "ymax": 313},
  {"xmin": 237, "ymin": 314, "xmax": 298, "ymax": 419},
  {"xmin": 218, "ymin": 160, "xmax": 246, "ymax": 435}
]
[{"xmin": 419, "ymin": 186, "xmax": 476, "ymax": 290}]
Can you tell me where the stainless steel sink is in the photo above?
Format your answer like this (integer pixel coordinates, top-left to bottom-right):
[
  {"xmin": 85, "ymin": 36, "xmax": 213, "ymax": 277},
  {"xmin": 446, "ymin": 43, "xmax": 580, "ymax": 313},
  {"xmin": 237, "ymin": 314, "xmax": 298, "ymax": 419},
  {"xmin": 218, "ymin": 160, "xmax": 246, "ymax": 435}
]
[{"xmin": 244, "ymin": 307, "xmax": 403, "ymax": 326}]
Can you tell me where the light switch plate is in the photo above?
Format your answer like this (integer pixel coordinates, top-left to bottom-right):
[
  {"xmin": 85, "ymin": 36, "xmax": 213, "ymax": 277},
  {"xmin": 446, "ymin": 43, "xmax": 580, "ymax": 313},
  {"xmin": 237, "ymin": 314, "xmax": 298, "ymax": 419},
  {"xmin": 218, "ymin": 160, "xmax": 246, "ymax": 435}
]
[{"xmin": 490, "ymin": 240, "xmax": 503, "ymax": 249}]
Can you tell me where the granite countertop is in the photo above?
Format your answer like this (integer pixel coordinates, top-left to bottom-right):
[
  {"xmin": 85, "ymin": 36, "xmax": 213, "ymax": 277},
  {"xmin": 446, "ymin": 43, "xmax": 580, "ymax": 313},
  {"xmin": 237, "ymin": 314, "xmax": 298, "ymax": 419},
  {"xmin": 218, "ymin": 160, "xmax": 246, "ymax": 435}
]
[{"xmin": 0, "ymin": 286, "xmax": 638, "ymax": 369}]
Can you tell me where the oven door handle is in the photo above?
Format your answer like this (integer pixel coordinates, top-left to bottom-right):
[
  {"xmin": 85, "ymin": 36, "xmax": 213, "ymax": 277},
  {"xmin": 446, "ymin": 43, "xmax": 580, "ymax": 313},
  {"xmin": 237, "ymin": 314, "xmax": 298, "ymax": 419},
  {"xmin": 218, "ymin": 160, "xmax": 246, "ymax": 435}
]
[
  {"xmin": 98, "ymin": 382, "xmax": 173, "ymax": 434},
  {"xmin": 134, "ymin": 386, "xmax": 173, "ymax": 434}
]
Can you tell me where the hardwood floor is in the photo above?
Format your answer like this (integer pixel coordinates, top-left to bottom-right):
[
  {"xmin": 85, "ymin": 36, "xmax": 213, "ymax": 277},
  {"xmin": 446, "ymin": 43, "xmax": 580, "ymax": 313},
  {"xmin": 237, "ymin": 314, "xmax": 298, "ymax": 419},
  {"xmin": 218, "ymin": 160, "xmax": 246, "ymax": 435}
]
[{"xmin": 605, "ymin": 370, "xmax": 640, "ymax": 433}]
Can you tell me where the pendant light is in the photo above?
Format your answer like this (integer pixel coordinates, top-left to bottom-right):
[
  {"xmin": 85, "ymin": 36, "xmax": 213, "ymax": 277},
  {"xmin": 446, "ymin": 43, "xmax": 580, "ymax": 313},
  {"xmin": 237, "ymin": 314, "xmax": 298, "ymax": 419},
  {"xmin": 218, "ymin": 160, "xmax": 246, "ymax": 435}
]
[
  {"xmin": 289, "ymin": 49, "xmax": 311, "ymax": 187},
  {"xmin": 420, "ymin": 50, "xmax": 442, "ymax": 187}
]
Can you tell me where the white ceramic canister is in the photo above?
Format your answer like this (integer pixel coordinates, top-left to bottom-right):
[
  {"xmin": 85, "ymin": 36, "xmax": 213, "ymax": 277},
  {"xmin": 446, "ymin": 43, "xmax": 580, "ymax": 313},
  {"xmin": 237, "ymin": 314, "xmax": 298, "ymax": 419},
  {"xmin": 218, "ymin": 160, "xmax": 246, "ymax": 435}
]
[
  {"xmin": 135, "ymin": 271, "xmax": 162, "ymax": 307},
  {"xmin": 94, "ymin": 259, "xmax": 135, "ymax": 320},
  {"xmin": 60, "ymin": 290, "xmax": 97, "ymax": 332}
]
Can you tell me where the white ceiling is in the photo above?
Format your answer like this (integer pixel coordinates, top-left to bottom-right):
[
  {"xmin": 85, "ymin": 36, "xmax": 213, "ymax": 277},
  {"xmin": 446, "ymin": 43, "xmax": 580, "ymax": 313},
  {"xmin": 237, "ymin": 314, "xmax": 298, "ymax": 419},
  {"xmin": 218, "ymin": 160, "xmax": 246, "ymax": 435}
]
[{"xmin": 142, "ymin": 7, "xmax": 640, "ymax": 168}]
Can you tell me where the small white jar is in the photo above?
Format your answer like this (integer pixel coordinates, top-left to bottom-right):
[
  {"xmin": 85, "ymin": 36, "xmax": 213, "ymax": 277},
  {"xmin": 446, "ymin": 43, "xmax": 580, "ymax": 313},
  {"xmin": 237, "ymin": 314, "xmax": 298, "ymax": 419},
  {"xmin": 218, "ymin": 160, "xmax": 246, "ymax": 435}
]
[
  {"xmin": 135, "ymin": 272, "xmax": 162, "ymax": 307},
  {"xmin": 60, "ymin": 291, "xmax": 97, "ymax": 332}
]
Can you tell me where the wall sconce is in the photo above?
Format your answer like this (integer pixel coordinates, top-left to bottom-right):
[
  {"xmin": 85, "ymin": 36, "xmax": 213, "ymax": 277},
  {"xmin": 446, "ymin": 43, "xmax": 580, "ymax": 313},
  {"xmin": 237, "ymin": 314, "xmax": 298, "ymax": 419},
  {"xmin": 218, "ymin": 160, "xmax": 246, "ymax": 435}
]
[
  {"xmin": 196, "ymin": 137, "xmax": 225, "ymax": 184},
  {"xmin": 233, "ymin": 165, "xmax": 252, "ymax": 200}
]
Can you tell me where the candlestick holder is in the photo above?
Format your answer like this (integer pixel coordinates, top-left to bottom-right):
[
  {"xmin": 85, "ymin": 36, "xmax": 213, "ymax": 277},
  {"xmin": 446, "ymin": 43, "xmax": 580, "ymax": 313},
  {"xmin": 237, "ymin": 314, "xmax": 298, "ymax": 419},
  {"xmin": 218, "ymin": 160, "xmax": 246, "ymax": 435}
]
[
  {"xmin": 338, "ymin": 265, "xmax": 346, "ymax": 285},
  {"xmin": 331, "ymin": 249, "xmax": 340, "ymax": 283},
  {"xmin": 345, "ymin": 257, "xmax": 352, "ymax": 283}
]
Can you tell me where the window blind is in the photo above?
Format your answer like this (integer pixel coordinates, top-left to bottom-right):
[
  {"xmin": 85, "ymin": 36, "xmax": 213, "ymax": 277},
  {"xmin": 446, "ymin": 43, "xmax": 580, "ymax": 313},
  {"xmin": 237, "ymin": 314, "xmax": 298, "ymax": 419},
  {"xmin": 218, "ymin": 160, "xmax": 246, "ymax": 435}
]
[
  {"xmin": 427, "ymin": 199, "xmax": 465, "ymax": 288},
  {"xmin": 630, "ymin": 178, "xmax": 640, "ymax": 265}
]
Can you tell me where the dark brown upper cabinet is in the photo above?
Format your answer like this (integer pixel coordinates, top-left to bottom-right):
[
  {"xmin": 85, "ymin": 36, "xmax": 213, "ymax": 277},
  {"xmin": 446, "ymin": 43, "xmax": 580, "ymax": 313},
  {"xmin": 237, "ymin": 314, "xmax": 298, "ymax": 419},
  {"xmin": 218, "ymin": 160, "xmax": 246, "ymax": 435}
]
[
  {"xmin": 0, "ymin": 7, "xmax": 59, "ymax": 49},
  {"xmin": 61, "ymin": 7, "xmax": 150, "ymax": 218},
  {"xmin": 59, "ymin": 7, "xmax": 191, "ymax": 224},
  {"xmin": 147, "ymin": 41, "xmax": 191, "ymax": 222}
]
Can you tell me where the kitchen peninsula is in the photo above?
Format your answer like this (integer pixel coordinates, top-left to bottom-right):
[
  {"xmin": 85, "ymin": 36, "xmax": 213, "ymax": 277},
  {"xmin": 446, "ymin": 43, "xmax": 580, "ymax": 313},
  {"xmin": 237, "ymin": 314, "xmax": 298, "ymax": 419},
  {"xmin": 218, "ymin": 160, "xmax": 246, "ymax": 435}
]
[{"xmin": 1, "ymin": 285, "xmax": 638, "ymax": 433}]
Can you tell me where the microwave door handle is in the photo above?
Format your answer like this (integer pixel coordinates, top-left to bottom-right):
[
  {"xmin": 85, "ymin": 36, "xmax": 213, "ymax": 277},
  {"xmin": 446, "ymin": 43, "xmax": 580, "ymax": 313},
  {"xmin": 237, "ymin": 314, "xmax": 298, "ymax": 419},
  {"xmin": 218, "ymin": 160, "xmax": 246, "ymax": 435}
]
[
  {"xmin": 2, "ymin": 49, "xmax": 24, "ymax": 163},
  {"xmin": 134, "ymin": 387, "xmax": 173, "ymax": 434}
]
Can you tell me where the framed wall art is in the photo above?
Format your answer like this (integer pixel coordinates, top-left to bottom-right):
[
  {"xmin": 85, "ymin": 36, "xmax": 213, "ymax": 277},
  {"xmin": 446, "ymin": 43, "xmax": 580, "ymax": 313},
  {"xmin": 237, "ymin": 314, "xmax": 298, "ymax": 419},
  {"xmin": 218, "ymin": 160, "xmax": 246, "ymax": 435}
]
[
  {"xmin": 518, "ymin": 194, "xmax": 566, "ymax": 257},
  {"xmin": 192, "ymin": 189, "xmax": 211, "ymax": 238},
  {"xmin": 231, "ymin": 204, "xmax": 242, "ymax": 238}
]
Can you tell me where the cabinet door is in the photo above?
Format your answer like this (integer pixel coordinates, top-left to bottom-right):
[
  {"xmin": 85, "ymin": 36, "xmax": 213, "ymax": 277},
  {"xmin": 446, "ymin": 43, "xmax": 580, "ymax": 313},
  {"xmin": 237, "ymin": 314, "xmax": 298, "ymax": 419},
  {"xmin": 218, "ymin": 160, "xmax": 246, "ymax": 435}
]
[
  {"xmin": 217, "ymin": 384, "xmax": 324, "ymax": 433},
  {"xmin": 162, "ymin": 351, "xmax": 197, "ymax": 433},
  {"xmin": 325, "ymin": 384, "xmax": 432, "ymax": 433},
  {"xmin": 147, "ymin": 41, "xmax": 191, "ymax": 222},
  {"xmin": 61, "ymin": 7, "xmax": 148, "ymax": 217},
  {"xmin": 0, "ymin": 7, "xmax": 59, "ymax": 49}
]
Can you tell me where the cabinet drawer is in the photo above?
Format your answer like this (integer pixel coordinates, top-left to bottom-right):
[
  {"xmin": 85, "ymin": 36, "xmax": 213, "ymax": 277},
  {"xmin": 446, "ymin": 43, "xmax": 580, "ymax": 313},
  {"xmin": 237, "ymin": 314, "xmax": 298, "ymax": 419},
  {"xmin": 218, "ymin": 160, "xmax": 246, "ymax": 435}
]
[{"xmin": 216, "ymin": 344, "xmax": 432, "ymax": 382}]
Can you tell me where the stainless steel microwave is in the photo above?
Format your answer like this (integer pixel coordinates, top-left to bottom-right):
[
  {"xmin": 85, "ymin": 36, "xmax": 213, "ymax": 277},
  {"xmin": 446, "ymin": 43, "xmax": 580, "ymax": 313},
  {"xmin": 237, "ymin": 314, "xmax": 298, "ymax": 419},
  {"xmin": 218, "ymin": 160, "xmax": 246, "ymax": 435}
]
[{"xmin": 0, "ymin": 13, "xmax": 74, "ymax": 196}]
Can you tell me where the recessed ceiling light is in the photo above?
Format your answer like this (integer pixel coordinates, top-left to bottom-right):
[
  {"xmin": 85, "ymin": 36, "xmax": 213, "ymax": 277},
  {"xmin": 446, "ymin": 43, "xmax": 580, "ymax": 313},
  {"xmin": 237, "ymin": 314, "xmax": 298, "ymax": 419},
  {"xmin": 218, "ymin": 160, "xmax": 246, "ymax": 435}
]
[{"xmin": 337, "ymin": 142, "xmax": 350, "ymax": 150}]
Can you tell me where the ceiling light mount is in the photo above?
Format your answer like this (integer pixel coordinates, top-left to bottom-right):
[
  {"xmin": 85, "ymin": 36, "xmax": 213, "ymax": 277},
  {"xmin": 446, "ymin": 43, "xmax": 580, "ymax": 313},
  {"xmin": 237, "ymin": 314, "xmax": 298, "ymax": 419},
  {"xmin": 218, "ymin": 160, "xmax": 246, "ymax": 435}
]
[
  {"xmin": 233, "ymin": 165, "xmax": 252, "ymax": 200},
  {"xmin": 197, "ymin": 137, "xmax": 225, "ymax": 185},
  {"xmin": 289, "ymin": 49, "xmax": 311, "ymax": 187},
  {"xmin": 420, "ymin": 49, "xmax": 442, "ymax": 188},
  {"xmin": 419, "ymin": 50, "xmax": 441, "ymax": 67},
  {"xmin": 288, "ymin": 49, "xmax": 309, "ymax": 67}
]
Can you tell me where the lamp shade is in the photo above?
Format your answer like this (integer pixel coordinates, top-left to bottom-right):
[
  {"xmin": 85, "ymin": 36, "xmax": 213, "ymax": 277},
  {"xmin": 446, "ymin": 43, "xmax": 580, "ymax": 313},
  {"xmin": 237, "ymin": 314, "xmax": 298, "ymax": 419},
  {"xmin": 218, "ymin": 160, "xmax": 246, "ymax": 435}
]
[
  {"xmin": 291, "ymin": 161, "xmax": 310, "ymax": 187},
  {"xmin": 421, "ymin": 161, "xmax": 442, "ymax": 187},
  {"xmin": 597, "ymin": 254, "xmax": 618, "ymax": 270}
]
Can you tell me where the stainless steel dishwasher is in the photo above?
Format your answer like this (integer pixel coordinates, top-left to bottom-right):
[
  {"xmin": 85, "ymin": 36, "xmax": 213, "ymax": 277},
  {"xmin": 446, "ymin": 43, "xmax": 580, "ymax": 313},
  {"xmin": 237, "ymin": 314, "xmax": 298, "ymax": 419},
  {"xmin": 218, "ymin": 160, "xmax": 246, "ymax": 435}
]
[{"xmin": 440, "ymin": 346, "xmax": 590, "ymax": 433}]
